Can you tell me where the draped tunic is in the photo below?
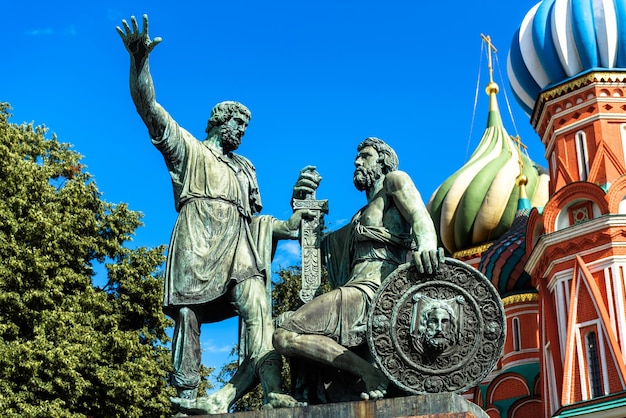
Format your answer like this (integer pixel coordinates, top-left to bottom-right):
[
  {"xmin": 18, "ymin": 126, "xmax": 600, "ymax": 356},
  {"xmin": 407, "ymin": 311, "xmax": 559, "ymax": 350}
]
[
  {"xmin": 280, "ymin": 208, "xmax": 412, "ymax": 347},
  {"xmin": 152, "ymin": 113, "xmax": 273, "ymax": 322},
  {"xmin": 322, "ymin": 208, "xmax": 412, "ymax": 298}
]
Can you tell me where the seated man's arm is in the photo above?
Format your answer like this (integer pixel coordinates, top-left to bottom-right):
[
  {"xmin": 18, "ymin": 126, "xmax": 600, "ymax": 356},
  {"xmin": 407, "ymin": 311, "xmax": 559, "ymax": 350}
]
[{"xmin": 386, "ymin": 171, "xmax": 443, "ymax": 274}]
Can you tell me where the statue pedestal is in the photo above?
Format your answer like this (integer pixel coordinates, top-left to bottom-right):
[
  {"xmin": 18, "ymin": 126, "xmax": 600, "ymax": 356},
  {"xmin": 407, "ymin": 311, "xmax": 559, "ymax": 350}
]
[{"xmin": 196, "ymin": 393, "xmax": 487, "ymax": 418}]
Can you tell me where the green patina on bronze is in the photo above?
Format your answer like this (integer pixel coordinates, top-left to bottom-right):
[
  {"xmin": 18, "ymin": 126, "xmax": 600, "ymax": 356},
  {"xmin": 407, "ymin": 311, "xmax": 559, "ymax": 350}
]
[{"xmin": 117, "ymin": 14, "xmax": 307, "ymax": 415}]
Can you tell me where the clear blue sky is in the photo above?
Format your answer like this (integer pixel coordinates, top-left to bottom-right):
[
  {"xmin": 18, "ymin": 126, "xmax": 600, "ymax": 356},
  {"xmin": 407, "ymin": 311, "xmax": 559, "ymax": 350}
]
[{"xmin": 3, "ymin": 0, "xmax": 543, "ymax": 388}]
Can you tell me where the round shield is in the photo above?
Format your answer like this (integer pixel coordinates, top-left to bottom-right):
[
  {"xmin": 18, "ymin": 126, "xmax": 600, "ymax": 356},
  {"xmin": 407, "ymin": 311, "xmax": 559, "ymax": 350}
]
[{"xmin": 367, "ymin": 258, "xmax": 505, "ymax": 394}]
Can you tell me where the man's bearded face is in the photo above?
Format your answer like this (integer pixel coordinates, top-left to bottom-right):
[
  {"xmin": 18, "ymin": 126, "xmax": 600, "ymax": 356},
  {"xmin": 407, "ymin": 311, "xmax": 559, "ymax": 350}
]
[
  {"xmin": 220, "ymin": 124, "xmax": 242, "ymax": 152},
  {"xmin": 353, "ymin": 163, "xmax": 383, "ymax": 191},
  {"xmin": 423, "ymin": 309, "xmax": 455, "ymax": 353},
  {"xmin": 221, "ymin": 115, "xmax": 248, "ymax": 153},
  {"xmin": 424, "ymin": 328, "xmax": 455, "ymax": 353}
]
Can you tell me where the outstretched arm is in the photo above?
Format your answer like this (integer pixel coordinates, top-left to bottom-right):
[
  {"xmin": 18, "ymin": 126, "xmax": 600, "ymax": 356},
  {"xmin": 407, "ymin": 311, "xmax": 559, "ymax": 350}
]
[
  {"xmin": 116, "ymin": 15, "xmax": 166, "ymax": 139},
  {"xmin": 386, "ymin": 171, "xmax": 444, "ymax": 274}
]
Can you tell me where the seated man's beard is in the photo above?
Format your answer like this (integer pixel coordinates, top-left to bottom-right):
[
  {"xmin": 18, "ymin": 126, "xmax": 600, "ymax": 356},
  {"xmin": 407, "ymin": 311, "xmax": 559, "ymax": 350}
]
[
  {"xmin": 424, "ymin": 329, "xmax": 455, "ymax": 353},
  {"xmin": 221, "ymin": 125, "xmax": 242, "ymax": 152},
  {"xmin": 354, "ymin": 166, "xmax": 382, "ymax": 191}
]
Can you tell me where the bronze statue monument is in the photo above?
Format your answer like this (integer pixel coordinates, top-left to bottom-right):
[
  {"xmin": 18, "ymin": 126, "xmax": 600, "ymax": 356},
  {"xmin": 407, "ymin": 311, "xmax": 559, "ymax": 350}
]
[{"xmin": 116, "ymin": 15, "xmax": 505, "ymax": 415}]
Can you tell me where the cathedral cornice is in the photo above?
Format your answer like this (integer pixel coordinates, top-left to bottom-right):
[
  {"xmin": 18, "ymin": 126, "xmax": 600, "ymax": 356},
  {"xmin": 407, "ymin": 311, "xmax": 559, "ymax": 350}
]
[
  {"xmin": 532, "ymin": 70, "xmax": 626, "ymax": 130},
  {"xmin": 452, "ymin": 242, "xmax": 493, "ymax": 260},
  {"xmin": 501, "ymin": 293, "xmax": 539, "ymax": 306},
  {"xmin": 541, "ymin": 71, "xmax": 626, "ymax": 101},
  {"xmin": 526, "ymin": 214, "xmax": 626, "ymax": 278}
]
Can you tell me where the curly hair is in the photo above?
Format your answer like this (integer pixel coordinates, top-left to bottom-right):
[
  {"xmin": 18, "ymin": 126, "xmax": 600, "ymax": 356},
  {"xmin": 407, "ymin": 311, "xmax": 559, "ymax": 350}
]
[
  {"xmin": 205, "ymin": 101, "xmax": 251, "ymax": 133},
  {"xmin": 418, "ymin": 301, "xmax": 457, "ymax": 335},
  {"xmin": 357, "ymin": 137, "xmax": 399, "ymax": 174}
]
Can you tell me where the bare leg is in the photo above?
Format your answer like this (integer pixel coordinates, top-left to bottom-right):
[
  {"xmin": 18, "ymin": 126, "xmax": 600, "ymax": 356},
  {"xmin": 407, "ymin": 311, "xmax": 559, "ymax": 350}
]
[
  {"xmin": 172, "ymin": 279, "xmax": 305, "ymax": 414},
  {"xmin": 170, "ymin": 277, "xmax": 268, "ymax": 414},
  {"xmin": 256, "ymin": 351, "xmax": 306, "ymax": 409},
  {"xmin": 233, "ymin": 279, "xmax": 304, "ymax": 409},
  {"xmin": 273, "ymin": 328, "xmax": 388, "ymax": 400}
]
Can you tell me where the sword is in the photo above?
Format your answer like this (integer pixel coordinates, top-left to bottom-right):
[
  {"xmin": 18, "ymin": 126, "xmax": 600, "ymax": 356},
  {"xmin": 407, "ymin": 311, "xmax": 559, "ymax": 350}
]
[{"xmin": 291, "ymin": 167, "xmax": 328, "ymax": 303}]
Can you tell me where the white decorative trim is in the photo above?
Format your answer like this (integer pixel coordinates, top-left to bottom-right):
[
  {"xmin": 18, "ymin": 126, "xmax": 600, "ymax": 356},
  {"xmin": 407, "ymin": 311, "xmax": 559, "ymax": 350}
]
[
  {"xmin": 556, "ymin": 277, "xmax": 570, "ymax": 359},
  {"xmin": 546, "ymin": 112, "xmax": 626, "ymax": 159},
  {"xmin": 502, "ymin": 348, "xmax": 541, "ymax": 362},
  {"xmin": 575, "ymin": 323, "xmax": 588, "ymax": 400},
  {"xmin": 526, "ymin": 215, "xmax": 626, "ymax": 277},
  {"xmin": 544, "ymin": 340, "xmax": 560, "ymax": 416},
  {"xmin": 506, "ymin": 308, "xmax": 540, "ymax": 316},
  {"xmin": 488, "ymin": 375, "xmax": 531, "ymax": 405},
  {"xmin": 578, "ymin": 321, "xmax": 610, "ymax": 399},
  {"xmin": 548, "ymin": 268, "xmax": 575, "ymax": 292},
  {"xmin": 621, "ymin": 124, "xmax": 626, "ymax": 170},
  {"xmin": 605, "ymin": 265, "xmax": 617, "ymax": 336},
  {"xmin": 575, "ymin": 131, "xmax": 590, "ymax": 181},
  {"xmin": 599, "ymin": 328, "xmax": 610, "ymax": 396},
  {"xmin": 612, "ymin": 265, "xmax": 626, "ymax": 364}
]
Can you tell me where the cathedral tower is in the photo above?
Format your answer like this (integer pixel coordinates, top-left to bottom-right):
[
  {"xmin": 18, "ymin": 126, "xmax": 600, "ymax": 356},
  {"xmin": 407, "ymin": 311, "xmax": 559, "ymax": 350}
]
[{"xmin": 509, "ymin": 1, "xmax": 626, "ymax": 416}]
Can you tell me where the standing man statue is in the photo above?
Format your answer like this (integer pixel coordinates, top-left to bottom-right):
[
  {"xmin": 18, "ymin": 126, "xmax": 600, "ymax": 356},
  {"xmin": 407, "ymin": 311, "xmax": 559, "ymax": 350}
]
[
  {"xmin": 117, "ymin": 15, "xmax": 305, "ymax": 414},
  {"xmin": 273, "ymin": 137, "xmax": 443, "ymax": 401}
]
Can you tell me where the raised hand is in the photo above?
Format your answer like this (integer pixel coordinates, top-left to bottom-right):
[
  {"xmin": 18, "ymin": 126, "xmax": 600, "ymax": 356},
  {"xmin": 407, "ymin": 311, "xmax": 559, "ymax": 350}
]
[{"xmin": 116, "ymin": 14, "xmax": 162, "ymax": 60}]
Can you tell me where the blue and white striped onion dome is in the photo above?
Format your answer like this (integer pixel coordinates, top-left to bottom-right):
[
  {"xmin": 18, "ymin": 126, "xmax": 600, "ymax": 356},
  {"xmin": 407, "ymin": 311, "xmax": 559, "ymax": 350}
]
[{"xmin": 508, "ymin": 0, "xmax": 626, "ymax": 116}]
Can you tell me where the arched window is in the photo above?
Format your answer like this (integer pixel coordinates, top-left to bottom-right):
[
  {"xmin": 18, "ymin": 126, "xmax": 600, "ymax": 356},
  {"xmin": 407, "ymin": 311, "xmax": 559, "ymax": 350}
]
[
  {"xmin": 513, "ymin": 317, "xmax": 521, "ymax": 352},
  {"xmin": 586, "ymin": 331, "xmax": 603, "ymax": 398},
  {"xmin": 575, "ymin": 131, "xmax": 589, "ymax": 181}
]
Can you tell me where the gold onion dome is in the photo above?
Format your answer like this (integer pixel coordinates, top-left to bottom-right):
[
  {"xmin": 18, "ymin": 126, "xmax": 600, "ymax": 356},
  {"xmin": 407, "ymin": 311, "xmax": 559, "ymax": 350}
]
[{"xmin": 428, "ymin": 83, "xmax": 549, "ymax": 255}]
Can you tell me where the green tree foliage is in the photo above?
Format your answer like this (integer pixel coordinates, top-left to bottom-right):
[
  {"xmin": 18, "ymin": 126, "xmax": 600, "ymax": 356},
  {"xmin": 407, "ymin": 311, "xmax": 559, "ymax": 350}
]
[
  {"xmin": 196, "ymin": 364, "xmax": 214, "ymax": 399},
  {"xmin": 219, "ymin": 266, "xmax": 331, "ymax": 412},
  {"xmin": 0, "ymin": 103, "xmax": 176, "ymax": 417},
  {"xmin": 272, "ymin": 266, "xmax": 309, "ymax": 318}
]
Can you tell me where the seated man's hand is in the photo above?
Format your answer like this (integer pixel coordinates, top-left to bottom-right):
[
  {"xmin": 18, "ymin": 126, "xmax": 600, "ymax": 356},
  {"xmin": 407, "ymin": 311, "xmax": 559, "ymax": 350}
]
[
  {"xmin": 412, "ymin": 247, "xmax": 445, "ymax": 275},
  {"xmin": 292, "ymin": 165, "xmax": 322, "ymax": 201}
]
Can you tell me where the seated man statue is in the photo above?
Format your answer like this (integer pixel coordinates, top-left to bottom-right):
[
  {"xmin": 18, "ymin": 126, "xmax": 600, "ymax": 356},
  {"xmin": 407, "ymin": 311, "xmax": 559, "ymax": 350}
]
[{"xmin": 274, "ymin": 137, "xmax": 443, "ymax": 401}]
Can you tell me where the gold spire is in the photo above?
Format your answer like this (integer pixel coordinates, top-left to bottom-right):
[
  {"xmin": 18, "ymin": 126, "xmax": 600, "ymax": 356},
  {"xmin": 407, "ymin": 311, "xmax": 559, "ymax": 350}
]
[
  {"xmin": 511, "ymin": 134, "xmax": 529, "ymax": 200},
  {"xmin": 481, "ymin": 34, "xmax": 500, "ymax": 111},
  {"xmin": 481, "ymin": 33, "xmax": 497, "ymax": 84}
]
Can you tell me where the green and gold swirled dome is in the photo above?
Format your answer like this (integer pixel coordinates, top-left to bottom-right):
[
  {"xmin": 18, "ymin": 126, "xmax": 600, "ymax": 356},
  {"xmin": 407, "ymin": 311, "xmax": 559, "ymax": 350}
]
[{"xmin": 428, "ymin": 82, "xmax": 549, "ymax": 255}]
